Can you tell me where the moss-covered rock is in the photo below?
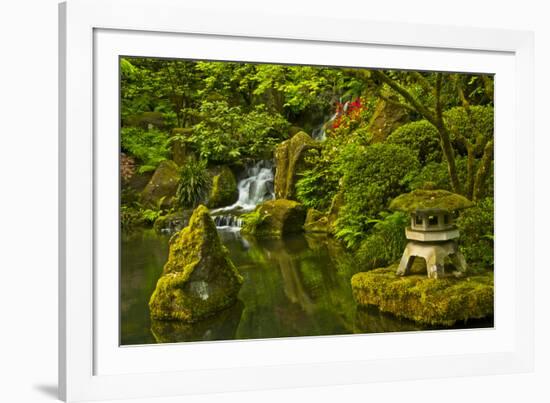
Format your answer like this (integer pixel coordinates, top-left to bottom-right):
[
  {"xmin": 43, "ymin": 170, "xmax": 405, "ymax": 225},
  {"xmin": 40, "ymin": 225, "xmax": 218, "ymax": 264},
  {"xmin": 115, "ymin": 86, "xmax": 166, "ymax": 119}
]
[
  {"xmin": 149, "ymin": 205, "xmax": 243, "ymax": 322},
  {"xmin": 153, "ymin": 210, "xmax": 194, "ymax": 234},
  {"xmin": 351, "ymin": 265, "xmax": 493, "ymax": 326},
  {"xmin": 241, "ymin": 199, "xmax": 306, "ymax": 238},
  {"xmin": 368, "ymin": 99, "xmax": 410, "ymax": 143},
  {"xmin": 304, "ymin": 208, "xmax": 329, "ymax": 233},
  {"xmin": 207, "ymin": 165, "xmax": 238, "ymax": 208},
  {"xmin": 327, "ymin": 192, "xmax": 344, "ymax": 229},
  {"xmin": 141, "ymin": 160, "xmax": 180, "ymax": 209},
  {"xmin": 288, "ymin": 125, "xmax": 304, "ymax": 136},
  {"xmin": 274, "ymin": 131, "xmax": 320, "ymax": 200}
]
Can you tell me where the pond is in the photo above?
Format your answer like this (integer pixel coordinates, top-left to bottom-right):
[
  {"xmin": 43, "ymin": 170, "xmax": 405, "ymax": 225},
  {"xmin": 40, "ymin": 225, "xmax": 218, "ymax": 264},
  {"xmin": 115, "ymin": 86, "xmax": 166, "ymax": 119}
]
[{"xmin": 120, "ymin": 228, "xmax": 492, "ymax": 345}]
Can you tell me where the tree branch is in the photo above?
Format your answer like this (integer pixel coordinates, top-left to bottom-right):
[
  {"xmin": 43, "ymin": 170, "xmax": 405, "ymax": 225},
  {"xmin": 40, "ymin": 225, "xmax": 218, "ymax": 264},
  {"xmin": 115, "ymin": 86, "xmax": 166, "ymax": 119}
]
[{"xmin": 371, "ymin": 70, "xmax": 437, "ymax": 124}]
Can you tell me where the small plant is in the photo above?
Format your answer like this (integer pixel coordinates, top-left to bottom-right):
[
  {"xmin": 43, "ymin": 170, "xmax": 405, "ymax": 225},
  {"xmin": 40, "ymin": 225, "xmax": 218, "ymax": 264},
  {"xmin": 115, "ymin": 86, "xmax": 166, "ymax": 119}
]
[
  {"xmin": 355, "ymin": 211, "xmax": 409, "ymax": 269},
  {"xmin": 176, "ymin": 159, "xmax": 211, "ymax": 208}
]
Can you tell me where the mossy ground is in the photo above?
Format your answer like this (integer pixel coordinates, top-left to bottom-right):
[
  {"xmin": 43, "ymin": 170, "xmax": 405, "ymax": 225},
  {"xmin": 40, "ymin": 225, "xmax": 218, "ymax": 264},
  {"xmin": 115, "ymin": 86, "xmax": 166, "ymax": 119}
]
[{"xmin": 351, "ymin": 263, "xmax": 493, "ymax": 326}]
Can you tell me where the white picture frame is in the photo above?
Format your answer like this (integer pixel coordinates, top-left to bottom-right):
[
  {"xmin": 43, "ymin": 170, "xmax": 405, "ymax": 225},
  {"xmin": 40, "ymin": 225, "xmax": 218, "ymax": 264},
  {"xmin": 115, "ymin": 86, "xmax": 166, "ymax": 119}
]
[{"xmin": 59, "ymin": 0, "xmax": 534, "ymax": 401}]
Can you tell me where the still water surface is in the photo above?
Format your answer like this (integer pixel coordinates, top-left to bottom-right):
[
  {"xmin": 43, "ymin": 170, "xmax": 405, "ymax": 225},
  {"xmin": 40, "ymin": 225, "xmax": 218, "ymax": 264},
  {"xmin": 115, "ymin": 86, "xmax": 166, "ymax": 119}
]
[{"xmin": 120, "ymin": 229, "xmax": 491, "ymax": 345}]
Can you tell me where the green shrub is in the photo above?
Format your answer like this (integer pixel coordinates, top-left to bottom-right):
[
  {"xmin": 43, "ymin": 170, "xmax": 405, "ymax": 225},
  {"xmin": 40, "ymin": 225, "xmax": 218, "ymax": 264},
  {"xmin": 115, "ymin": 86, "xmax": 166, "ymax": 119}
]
[
  {"xmin": 355, "ymin": 211, "xmax": 408, "ymax": 269},
  {"xmin": 120, "ymin": 127, "xmax": 171, "ymax": 173},
  {"xmin": 335, "ymin": 143, "xmax": 419, "ymax": 248},
  {"xmin": 456, "ymin": 197, "xmax": 494, "ymax": 269},
  {"xmin": 444, "ymin": 105, "xmax": 494, "ymax": 155},
  {"xmin": 295, "ymin": 164, "xmax": 340, "ymax": 211},
  {"xmin": 408, "ymin": 156, "xmax": 493, "ymax": 197},
  {"xmin": 387, "ymin": 120, "xmax": 441, "ymax": 164},
  {"xmin": 176, "ymin": 159, "xmax": 211, "ymax": 208}
]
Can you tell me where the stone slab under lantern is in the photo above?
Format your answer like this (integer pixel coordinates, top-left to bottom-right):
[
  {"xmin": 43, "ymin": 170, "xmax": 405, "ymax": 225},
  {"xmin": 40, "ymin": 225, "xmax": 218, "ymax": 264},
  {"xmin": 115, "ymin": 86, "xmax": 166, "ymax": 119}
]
[{"xmin": 389, "ymin": 189, "xmax": 473, "ymax": 279}]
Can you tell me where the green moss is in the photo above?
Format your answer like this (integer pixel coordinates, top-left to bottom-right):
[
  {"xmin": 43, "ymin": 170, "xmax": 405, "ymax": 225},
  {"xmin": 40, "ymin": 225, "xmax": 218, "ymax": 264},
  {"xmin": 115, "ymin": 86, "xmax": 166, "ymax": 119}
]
[
  {"xmin": 241, "ymin": 199, "xmax": 306, "ymax": 238},
  {"xmin": 141, "ymin": 160, "xmax": 180, "ymax": 208},
  {"xmin": 207, "ymin": 166, "xmax": 238, "ymax": 208},
  {"xmin": 274, "ymin": 131, "xmax": 320, "ymax": 200},
  {"xmin": 351, "ymin": 265, "xmax": 493, "ymax": 326},
  {"xmin": 149, "ymin": 205, "xmax": 243, "ymax": 322},
  {"xmin": 389, "ymin": 189, "xmax": 473, "ymax": 213}
]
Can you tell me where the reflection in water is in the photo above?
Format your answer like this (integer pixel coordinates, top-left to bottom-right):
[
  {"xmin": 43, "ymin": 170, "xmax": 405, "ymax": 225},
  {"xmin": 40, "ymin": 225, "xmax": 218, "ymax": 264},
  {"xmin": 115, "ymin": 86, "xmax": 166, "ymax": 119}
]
[
  {"xmin": 151, "ymin": 301, "xmax": 244, "ymax": 343},
  {"xmin": 120, "ymin": 229, "xmax": 492, "ymax": 345}
]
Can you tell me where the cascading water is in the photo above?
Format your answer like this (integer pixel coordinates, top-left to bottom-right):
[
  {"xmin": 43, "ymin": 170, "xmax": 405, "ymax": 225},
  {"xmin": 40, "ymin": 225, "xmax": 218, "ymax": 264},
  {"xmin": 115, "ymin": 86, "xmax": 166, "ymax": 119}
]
[
  {"xmin": 212, "ymin": 160, "xmax": 275, "ymax": 230},
  {"xmin": 311, "ymin": 111, "xmax": 338, "ymax": 142}
]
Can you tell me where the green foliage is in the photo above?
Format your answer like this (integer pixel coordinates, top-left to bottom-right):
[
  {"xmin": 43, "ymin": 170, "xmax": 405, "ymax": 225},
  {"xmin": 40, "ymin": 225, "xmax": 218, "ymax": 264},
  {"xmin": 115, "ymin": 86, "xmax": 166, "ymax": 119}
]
[
  {"xmin": 295, "ymin": 164, "xmax": 339, "ymax": 211},
  {"xmin": 176, "ymin": 159, "xmax": 211, "ymax": 208},
  {"xmin": 355, "ymin": 212, "xmax": 408, "ymax": 269},
  {"xmin": 408, "ymin": 156, "xmax": 493, "ymax": 197},
  {"xmin": 387, "ymin": 120, "xmax": 441, "ymax": 164},
  {"xmin": 456, "ymin": 197, "xmax": 494, "ymax": 269},
  {"xmin": 120, "ymin": 127, "xmax": 170, "ymax": 173},
  {"xmin": 188, "ymin": 101, "xmax": 289, "ymax": 163},
  {"xmin": 444, "ymin": 105, "xmax": 494, "ymax": 154},
  {"xmin": 335, "ymin": 143, "xmax": 419, "ymax": 248}
]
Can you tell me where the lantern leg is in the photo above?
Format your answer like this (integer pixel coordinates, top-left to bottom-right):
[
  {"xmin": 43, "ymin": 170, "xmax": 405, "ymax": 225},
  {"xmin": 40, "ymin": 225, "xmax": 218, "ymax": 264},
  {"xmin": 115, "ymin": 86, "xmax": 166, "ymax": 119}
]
[
  {"xmin": 397, "ymin": 245, "xmax": 415, "ymax": 276},
  {"xmin": 426, "ymin": 250, "xmax": 445, "ymax": 279}
]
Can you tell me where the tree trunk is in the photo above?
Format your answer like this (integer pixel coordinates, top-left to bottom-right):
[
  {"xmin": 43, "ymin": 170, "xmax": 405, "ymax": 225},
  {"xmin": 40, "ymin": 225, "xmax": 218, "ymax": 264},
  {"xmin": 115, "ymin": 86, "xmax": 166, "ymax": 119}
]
[{"xmin": 473, "ymin": 139, "xmax": 494, "ymax": 201}]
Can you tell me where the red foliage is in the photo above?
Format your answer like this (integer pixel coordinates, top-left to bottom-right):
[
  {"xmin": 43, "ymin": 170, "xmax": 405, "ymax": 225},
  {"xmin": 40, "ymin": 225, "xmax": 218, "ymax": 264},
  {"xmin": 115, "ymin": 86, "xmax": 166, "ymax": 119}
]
[{"xmin": 331, "ymin": 97, "xmax": 364, "ymax": 129}]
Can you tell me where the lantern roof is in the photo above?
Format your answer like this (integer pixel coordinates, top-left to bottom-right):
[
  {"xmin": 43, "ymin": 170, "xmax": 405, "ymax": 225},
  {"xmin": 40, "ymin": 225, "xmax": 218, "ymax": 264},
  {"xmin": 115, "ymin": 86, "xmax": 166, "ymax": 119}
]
[{"xmin": 389, "ymin": 189, "xmax": 473, "ymax": 214}]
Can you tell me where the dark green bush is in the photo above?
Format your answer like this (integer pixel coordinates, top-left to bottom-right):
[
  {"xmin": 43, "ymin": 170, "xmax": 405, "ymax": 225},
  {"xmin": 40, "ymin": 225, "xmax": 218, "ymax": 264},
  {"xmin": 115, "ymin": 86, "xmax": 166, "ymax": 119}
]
[
  {"xmin": 456, "ymin": 197, "xmax": 494, "ymax": 269},
  {"xmin": 387, "ymin": 120, "xmax": 441, "ymax": 164},
  {"xmin": 335, "ymin": 143, "xmax": 419, "ymax": 248},
  {"xmin": 176, "ymin": 159, "xmax": 211, "ymax": 208},
  {"xmin": 444, "ymin": 105, "xmax": 494, "ymax": 155}
]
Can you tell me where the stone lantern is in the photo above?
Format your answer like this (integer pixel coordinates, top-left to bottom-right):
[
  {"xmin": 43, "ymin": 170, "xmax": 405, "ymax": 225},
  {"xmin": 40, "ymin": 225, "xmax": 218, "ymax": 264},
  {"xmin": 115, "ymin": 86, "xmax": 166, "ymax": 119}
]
[{"xmin": 389, "ymin": 189, "xmax": 473, "ymax": 279}]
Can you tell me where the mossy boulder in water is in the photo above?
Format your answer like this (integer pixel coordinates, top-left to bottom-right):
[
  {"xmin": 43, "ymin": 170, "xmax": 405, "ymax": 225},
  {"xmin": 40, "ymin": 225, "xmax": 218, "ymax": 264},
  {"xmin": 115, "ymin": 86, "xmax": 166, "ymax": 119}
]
[
  {"xmin": 141, "ymin": 160, "xmax": 180, "ymax": 209},
  {"xmin": 304, "ymin": 208, "xmax": 329, "ymax": 233},
  {"xmin": 274, "ymin": 131, "xmax": 320, "ymax": 200},
  {"xmin": 149, "ymin": 205, "xmax": 243, "ymax": 322},
  {"xmin": 351, "ymin": 264, "xmax": 493, "ymax": 326},
  {"xmin": 207, "ymin": 165, "xmax": 238, "ymax": 208},
  {"xmin": 242, "ymin": 199, "xmax": 306, "ymax": 238}
]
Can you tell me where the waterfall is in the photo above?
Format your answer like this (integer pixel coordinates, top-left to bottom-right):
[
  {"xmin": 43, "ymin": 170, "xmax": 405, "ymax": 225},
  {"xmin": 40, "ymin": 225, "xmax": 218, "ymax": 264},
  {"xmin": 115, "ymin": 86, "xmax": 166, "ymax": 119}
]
[
  {"xmin": 311, "ymin": 111, "xmax": 338, "ymax": 142},
  {"xmin": 212, "ymin": 160, "xmax": 275, "ymax": 230}
]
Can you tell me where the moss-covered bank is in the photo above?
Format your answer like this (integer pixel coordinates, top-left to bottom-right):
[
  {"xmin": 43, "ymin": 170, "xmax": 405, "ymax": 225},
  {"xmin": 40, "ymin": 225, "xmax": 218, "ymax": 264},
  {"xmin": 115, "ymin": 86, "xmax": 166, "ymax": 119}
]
[
  {"xmin": 149, "ymin": 205, "xmax": 243, "ymax": 322},
  {"xmin": 351, "ymin": 265, "xmax": 493, "ymax": 326}
]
